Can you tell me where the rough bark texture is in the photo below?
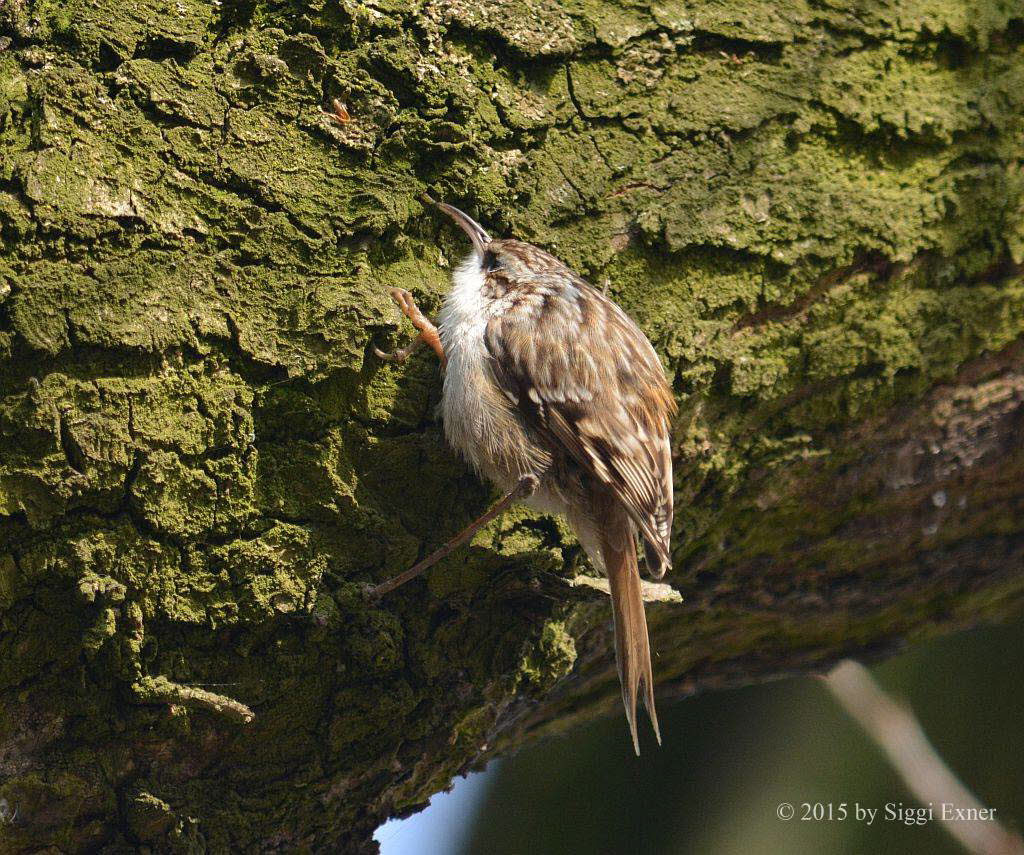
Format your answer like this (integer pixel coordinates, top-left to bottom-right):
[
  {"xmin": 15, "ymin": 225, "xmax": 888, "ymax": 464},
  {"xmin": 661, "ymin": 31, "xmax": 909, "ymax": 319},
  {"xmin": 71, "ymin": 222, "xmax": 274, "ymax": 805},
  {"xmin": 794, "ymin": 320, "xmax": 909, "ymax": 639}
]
[{"xmin": 1, "ymin": 0, "xmax": 1023, "ymax": 851}]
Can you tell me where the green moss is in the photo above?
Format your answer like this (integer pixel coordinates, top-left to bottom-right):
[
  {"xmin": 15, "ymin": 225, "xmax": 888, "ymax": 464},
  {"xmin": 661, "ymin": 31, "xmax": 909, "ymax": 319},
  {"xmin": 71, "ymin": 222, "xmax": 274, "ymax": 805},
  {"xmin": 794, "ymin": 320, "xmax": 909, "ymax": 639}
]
[
  {"xmin": 518, "ymin": 620, "xmax": 578, "ymax": 690},
  {"xmin": 1, "ymin": 0, "xmax": 1023, "ymax": 849},
  {"xmin": 124, "ymin": 791, "xmax": 176, "ymax": 845}
]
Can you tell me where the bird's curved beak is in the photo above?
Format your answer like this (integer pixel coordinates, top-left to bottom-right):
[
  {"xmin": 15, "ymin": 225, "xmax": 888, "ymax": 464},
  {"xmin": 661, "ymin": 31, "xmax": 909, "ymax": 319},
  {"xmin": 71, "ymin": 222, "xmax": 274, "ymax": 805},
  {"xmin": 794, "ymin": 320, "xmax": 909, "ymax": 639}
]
[{"xmin": 423, "ymin": 194, "xmax": 491, "ymax": 257}]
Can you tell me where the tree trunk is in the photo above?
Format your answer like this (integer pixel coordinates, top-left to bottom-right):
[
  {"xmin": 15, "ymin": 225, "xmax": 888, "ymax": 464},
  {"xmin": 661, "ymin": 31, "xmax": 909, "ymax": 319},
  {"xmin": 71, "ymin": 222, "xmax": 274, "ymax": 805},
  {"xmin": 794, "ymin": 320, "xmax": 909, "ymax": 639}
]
[{"xmin": 1, "ymin": 1, "xmax": 1022, "ymax": 851}]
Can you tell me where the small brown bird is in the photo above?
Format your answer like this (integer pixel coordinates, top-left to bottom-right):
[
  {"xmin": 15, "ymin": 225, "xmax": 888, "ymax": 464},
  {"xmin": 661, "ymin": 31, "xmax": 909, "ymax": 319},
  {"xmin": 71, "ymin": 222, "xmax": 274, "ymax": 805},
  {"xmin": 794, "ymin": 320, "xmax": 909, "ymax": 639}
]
[{"xmin": 373, "ymin": 197, "xmax": 676, "ymax": 753}]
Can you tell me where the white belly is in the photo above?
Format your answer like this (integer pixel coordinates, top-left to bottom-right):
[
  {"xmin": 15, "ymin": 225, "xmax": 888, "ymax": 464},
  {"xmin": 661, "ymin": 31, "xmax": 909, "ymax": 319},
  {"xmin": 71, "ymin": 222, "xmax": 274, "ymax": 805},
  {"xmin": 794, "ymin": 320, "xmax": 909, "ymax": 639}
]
[
  {"xmin": 438, "ymin": 254, "xmax": 555, "ymax": 495},
  {"xmin": 438, "ymin": 254, "xmax": 502, "ymax": 478},
  {"xmin": 436, "ymin": 253, "xmax": 573, "ymax": 528}
]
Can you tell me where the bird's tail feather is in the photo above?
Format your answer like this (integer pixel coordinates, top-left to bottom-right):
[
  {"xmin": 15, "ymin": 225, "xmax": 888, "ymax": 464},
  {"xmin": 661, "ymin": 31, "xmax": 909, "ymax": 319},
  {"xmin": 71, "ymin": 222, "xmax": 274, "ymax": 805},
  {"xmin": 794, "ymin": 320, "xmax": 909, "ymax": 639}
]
[{"xmin": 599, "ymin": 500, "xmax": 660, "ymax": 755}]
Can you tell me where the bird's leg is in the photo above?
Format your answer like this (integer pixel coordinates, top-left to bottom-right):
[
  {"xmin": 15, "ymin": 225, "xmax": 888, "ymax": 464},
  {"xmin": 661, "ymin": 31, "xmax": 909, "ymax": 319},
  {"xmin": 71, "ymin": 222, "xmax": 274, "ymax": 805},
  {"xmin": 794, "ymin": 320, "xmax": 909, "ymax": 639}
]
[
  {"xmin": 369, "ymin": 474, "xmax": 539, "ymax": 598},
  {"xmin": 374, "ymin": 287, "xmax": 447, "ymax": 366}
]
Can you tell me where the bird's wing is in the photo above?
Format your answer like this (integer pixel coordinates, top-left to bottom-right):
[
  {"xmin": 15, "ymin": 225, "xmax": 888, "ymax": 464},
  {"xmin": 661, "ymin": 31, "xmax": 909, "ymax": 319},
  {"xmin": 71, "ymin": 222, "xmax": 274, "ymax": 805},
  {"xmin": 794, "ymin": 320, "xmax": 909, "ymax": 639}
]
[{"xmin": 484, "ymin": 275, "xmax": 676, "ymax": 577}]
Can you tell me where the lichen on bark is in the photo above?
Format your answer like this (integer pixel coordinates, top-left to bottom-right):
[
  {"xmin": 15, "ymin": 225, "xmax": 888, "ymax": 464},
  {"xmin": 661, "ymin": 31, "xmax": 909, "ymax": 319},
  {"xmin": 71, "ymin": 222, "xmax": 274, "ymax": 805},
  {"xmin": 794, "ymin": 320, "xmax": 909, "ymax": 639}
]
[{"xmin": 1, "ymin": 0, "xmax": 1023, "ymax": 851}]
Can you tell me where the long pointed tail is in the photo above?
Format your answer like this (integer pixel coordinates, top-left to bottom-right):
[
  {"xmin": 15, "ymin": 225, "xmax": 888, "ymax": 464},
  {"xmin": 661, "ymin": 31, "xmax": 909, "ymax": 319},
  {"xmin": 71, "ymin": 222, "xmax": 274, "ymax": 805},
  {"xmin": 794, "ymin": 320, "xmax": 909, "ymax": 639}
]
[{"xmin": 599, "ymin": 498, "xmax": 661, "ymax": 755}]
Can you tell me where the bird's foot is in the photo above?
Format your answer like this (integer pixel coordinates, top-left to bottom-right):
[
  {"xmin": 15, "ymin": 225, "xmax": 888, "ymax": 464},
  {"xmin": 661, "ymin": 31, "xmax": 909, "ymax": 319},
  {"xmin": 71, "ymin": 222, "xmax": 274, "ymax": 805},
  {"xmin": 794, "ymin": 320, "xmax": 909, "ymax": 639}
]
[{"xmin": 375, "ymin": 288, "xmax": 446, "ymax": 365}]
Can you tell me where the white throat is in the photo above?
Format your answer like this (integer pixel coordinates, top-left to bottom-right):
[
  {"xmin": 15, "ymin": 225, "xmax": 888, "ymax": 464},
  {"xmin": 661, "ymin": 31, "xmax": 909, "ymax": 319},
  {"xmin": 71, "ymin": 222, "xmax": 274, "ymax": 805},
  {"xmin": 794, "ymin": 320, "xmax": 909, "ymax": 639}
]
[{"xmin": 441, "ymin": 251, "xmax": 486, "ymax": 335}]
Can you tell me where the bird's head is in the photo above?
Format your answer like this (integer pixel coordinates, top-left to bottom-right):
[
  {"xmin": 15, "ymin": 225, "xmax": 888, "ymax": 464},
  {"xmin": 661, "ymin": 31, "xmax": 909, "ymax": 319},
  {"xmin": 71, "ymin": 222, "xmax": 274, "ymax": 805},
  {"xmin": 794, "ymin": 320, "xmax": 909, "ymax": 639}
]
[{"xmin": 425, "ymin": 194, "xmax": 561, "ymax": 284}]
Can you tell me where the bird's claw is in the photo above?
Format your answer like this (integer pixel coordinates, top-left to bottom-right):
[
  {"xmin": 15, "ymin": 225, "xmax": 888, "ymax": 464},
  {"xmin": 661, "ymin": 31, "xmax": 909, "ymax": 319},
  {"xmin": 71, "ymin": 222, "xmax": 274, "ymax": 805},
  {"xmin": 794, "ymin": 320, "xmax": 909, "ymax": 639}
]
[
  {"xmin": 373, "ymin": 342, "xmax": 417, "ymax": 364},
  {"xmin": 374, "ymin": 292, "xmax": 426, "ymax": 363},
  {"xmin": 376, "ymin": 286, "xmax": 446, "ymax": 366}
]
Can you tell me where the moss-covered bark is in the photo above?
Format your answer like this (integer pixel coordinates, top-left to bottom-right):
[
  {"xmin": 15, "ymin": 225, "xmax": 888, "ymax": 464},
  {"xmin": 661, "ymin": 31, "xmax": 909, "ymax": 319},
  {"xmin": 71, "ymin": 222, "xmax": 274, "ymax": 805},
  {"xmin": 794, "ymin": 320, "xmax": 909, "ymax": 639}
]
[{"xmin": 0, "ymin": 0, "xmax": 1022, "ymax": 851}]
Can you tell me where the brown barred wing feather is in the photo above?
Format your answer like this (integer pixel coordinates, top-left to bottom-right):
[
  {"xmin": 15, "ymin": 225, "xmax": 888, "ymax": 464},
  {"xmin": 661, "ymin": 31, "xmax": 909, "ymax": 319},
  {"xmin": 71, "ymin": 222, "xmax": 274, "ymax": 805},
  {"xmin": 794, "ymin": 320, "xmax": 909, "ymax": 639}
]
[{"xmin": 484, "ymin": 276, "xmax": 675, "ymax": 578}]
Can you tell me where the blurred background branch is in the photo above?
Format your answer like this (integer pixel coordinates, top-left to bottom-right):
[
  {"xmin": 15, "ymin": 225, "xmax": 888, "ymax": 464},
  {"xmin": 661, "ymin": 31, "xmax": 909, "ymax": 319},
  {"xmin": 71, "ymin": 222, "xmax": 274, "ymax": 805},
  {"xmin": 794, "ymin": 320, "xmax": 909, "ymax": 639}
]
[{"xmin": 825, "ymin": 660, "xmax": 1024, "ymax": 855}]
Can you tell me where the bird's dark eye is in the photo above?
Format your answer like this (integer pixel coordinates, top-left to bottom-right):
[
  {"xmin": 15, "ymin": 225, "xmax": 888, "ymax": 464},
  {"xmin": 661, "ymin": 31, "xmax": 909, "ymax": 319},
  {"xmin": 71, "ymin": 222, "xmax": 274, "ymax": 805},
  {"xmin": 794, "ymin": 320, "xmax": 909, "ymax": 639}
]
[{"xmin": 482, "ymin": 250, "xmax": 503, "ymax": 272}]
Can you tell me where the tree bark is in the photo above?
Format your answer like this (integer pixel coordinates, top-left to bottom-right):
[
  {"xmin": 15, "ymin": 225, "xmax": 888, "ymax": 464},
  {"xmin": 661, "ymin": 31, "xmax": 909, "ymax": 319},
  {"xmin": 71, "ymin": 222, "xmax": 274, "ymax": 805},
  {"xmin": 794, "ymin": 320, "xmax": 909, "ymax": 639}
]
[{"xmin": 1, "ymin": 0, "xmax": 1023, "ymax": 851}]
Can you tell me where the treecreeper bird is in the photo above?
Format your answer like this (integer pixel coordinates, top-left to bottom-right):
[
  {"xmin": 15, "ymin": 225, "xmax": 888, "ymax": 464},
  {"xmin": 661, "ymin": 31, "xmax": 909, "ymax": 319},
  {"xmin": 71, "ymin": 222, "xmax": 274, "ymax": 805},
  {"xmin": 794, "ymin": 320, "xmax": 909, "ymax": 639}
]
[{"xmin": 372, "ymin": 196, "xmax": 676, "ymax": 754}]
